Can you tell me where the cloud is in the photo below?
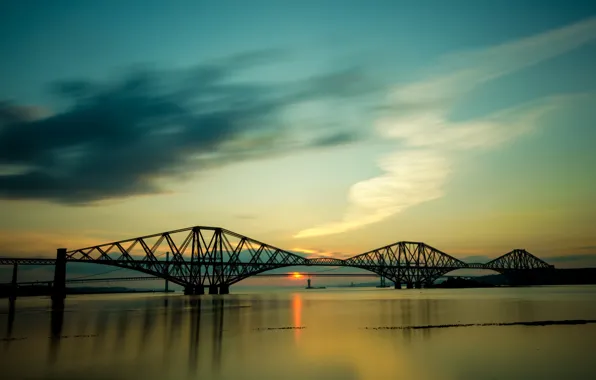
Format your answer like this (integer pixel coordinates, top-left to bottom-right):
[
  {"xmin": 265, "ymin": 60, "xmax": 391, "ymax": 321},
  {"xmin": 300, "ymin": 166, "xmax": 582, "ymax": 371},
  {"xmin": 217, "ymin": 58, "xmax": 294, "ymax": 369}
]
[
  {"xmin": 0, "ymin": 102, "xmax": 51, "ymax": 123},
  {"xmin": 235, "ymin": 214, "xmax": 257, "ymax": 220},
  {"xmin": 546, "ymin": 253, "xmax": 596, "ymax": 263},
  {"xmin": 295, "ymin": 17, "xmax": 596, "ymax": 239},
  {"xmin": 311, "ymin": 130, "xmax": 362, "ymax": 147},
  {"xmin": 576, "ymin": 245, "xmax": 596, "ymax": 251},
  {"xmin": 459, "ymin": 255, "xmax": 493, "ymax": 263},
  {"xmin": 291, "ymin": 247, "xmax": 342, "ymax": 258},
  {"xmin": 0, "ymin": 52, "xmax": 376, "ymax": 204},
  {"xmin": 541, "ymin": 253, "xmax": 596, "ymax": 268},
  {"xmin": 295, "ymin": 150, "xmax": 449, "ymax": 238},
  {"xmin": 389, "ymin": 17, "xmax": 596, "ymax": 108},
  {"xmin": 297, "ymin": 66, "xmax": 381, "ymax": 100}
]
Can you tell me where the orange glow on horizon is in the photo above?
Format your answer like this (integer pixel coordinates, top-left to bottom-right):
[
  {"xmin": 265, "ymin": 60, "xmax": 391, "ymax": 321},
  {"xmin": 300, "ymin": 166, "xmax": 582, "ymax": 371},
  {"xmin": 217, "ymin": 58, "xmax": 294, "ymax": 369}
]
[
  {"xmin": 292, "ymin": 293, "xmax": 302, "ymax": 343},
  {"xmin": 289, "ymin": 271, "xmax": 303, "ymax": 279}
]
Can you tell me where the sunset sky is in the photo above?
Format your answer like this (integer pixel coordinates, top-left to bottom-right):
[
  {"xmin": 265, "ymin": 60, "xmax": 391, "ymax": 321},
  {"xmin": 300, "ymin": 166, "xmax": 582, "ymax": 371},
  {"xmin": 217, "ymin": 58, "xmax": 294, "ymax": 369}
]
[{"xmin": 1, "ymin": 1, "xmax": 595, "ymax": 270}]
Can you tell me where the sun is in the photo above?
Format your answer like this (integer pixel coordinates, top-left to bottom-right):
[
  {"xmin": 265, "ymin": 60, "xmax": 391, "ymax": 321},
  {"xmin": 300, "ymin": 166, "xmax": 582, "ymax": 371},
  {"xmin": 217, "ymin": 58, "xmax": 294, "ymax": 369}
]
[{"xmin": 290, "ymin": 272, "xmax": 303, "ymax": 279}]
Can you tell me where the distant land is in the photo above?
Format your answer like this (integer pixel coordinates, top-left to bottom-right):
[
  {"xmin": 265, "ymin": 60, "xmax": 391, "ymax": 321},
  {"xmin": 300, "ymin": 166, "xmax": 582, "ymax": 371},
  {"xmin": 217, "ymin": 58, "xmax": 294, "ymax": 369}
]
[
  {"xmin": 340, "ymin": 268, "xmax": 596, "ymax": 288},
  {"xmin": 473, "ymin": 268, "xmax": 596, "ymax": 286},
  {"xmin": 2, "ymin": 268, "xmax": 596, "ymax": 297},
  {"xmin": 0, "ymin": 285, "xmax": 167, "ymax": 298},
  {"xmin": 429, "ymin": 277, "xmax": 494, "ymax": 289}
]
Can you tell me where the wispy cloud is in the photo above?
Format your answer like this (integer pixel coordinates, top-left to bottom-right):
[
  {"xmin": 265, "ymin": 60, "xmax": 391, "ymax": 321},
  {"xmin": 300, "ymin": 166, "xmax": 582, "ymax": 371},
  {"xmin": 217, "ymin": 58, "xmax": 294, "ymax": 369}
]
[
  {"xmin": 296, "ymin": 150, "xmax": 450, "ymax": 238},
  {"xmin": 291, "ymin": 247, "xmax": 342, "ymax": 258},
  {"xmin": 576, "ymin": 245, "xmax": 596, "ymax": 251},
  {"xmin": 295, "ymin": 17, "xmax": 596, "ymax": 239}
]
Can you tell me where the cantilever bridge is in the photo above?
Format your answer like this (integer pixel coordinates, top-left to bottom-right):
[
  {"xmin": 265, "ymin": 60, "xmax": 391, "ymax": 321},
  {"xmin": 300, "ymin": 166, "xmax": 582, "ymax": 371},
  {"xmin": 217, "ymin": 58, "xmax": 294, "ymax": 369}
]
[{"xmin": 1, "ymin": 226, "xmax": 554, "ymax": 298}]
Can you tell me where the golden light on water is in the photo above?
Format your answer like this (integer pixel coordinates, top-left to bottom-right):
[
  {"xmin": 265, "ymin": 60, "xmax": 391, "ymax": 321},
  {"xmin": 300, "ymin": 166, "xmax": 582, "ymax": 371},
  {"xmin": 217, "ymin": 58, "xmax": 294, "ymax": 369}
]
[{"xmin": 290, "ymin": 272, "xmax": 303, "ymax": 279}]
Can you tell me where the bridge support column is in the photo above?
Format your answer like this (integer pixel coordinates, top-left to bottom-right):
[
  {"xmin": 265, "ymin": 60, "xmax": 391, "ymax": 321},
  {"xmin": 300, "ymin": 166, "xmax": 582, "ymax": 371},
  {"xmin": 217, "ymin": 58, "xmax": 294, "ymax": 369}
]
[
  {"xmin": 184, "ymin": 286, "xmax": 194, "ymax": 295},
  {"xmin": 219, "ymin": 284, "xmax": 229, "ymax": 294},
  {"xmin": 9, "ymin": 263, "xmax": 18, "ymax": 301},
  {"xmin": 194, "ymin": 285, "xmax": 205, "ymax": 295},
  {"xmin": 51, "ymin": 248, "xmax": 67, "ymax": 307},
  {"xmin": 414, "ymin": 282, "xmax": 422, "ymax": 289},
  {"xmin": 208, "ymin": 284, "xmax": 218, "ymax": 295},
  {"xmin": 406, "ymin": 282, "xmax": 413, "ymax": 289},
  {"xmin": 164, "ymin": 251, "xmax": 169, "ymax": 293},
  {"xmin": 394, "ymin": 282, "xmax": 401, "ymax": 289}
]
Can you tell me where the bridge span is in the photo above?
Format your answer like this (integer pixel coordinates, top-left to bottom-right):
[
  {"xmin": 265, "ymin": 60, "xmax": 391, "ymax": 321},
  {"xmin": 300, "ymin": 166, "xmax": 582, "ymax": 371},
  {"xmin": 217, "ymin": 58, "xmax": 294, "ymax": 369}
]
[{"xmin": 1, "ymin": 226, "xmax": 554, "ymax": 301}]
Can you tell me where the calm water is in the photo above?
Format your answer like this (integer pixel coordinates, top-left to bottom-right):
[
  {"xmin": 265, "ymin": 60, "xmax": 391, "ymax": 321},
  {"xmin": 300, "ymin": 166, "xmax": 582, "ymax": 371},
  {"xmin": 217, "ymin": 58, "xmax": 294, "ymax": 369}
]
[{"xmin": 1, "ymin": 286, "xmax": 596, "ymax": 380}]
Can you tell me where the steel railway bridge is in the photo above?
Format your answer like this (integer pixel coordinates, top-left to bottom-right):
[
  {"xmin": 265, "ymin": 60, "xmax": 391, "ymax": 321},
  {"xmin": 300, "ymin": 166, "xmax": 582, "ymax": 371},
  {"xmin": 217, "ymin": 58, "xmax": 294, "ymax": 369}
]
[{"xmin": 1, "ymin": 226, "xmax": 554, "ymax": 302}]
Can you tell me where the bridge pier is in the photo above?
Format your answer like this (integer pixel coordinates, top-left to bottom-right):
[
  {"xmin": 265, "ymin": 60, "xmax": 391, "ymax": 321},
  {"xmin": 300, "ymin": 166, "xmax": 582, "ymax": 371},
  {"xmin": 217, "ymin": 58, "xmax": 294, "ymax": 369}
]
[
  {"xmin": 164, "ymin": 251, "xmax": 170, "ymax": 293},
  {"xmin": 183, "ymin": 285, "xmax": 206, "ymax": 295},
  {"xmin": 414, "ymin": 282, "xmax": 422, "ymax": 289},
  {"xmin": 9, "ymin": 263, "xmax": 18, "ymax": 301},
  {"xmin": 51, "ymin": 248, "xmax": 67, "ymax": 307},
  {"xmin": 406, "ymin": 282, "xmax": 413, "ymax": 289},
  {"xmin": 394, "ymin": 282, "xmax": 401, "ymax": 289},
  {"xmin": 184, "ymin": 284, "xmax": 226, "ymax": 295}
]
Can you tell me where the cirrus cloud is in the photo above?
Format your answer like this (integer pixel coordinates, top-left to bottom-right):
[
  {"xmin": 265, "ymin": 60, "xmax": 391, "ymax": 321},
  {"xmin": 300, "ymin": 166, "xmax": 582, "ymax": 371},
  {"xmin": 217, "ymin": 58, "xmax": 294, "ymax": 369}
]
[{"xmin": 295, "ymin": 17, "xmax": 596, "ymax": 238}]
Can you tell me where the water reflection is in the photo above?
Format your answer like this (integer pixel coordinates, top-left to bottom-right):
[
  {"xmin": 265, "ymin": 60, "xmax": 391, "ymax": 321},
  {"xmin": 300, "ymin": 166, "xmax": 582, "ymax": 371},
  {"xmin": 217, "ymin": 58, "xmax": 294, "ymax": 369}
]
[
  {"xmin": 140, "ymin": 303, "xmax": 155, "ymax": 349},
  {"xmin": 48, "ymin": 305, "xmax": 64, "ymax": 363},
  {"xmin": 116, "ymin": 309, "xmax": 129, "ymax": 346},
  {"xmin": 211, "ymin": 298, "xmax": 224, "ymax": 371},
  {"xmin": 94, "ymin": 308, "xmax": 109, "ymax": 353},
  {"xmin": 292, "ymin": 293, "xmax": 302, "ymax": 342},
  {"xmin": 38, "ymin": 296, "xmax": 233, "ymax": 377},
  {"xmin": 401, "ymin": 298, "xmax": 413, "ymax": 342},
  {"xmin": 2, "ymin": 287, "xmax": 596, "ymax": 380},
  {"xmin": 169, "ymin": 297, "xmax": 182, "ymax": 347},
  {"xmin": 188, "ymin": 298, "xmax": 202, "ymax": 374},
  {"xmin": 7, "ymin": 300, "xmax": 15, "ymax": 336},
  {"xmin": 3, "ymin": 300, "xmax": 15, "ymax": 351}
]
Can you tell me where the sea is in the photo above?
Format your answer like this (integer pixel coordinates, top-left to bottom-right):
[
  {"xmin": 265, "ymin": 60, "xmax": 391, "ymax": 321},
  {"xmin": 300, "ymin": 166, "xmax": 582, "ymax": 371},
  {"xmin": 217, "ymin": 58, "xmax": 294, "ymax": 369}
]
[{"xmin": 1, "ymin": 285, "xmax": 596, "ymax": 380}]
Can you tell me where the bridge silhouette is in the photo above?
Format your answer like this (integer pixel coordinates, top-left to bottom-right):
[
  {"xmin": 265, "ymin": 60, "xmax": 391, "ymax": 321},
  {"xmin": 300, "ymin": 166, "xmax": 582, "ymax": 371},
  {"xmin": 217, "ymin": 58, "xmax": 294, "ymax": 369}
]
[{"xmin": 1, "ymin": 226, "xmax": 554, "ymax": 301}]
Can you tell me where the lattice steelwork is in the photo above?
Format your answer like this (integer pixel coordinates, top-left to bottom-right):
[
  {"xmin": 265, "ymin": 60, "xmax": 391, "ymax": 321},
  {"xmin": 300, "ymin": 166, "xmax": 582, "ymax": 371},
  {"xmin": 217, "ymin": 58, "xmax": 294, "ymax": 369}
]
[
  {"xmin": 483, "ymin": 249, "xmax": 554, "ymax": 272},
  {"xmin": 307, "ymin": 257, "xmax": 346, "ymax": 266},
  {"xmin": 1, "ymin": 226, "xmax": 556, "ymax": 294},
  {"xmin": 66, "ymin": 226, "xmax": 309, "ymax": 293},
  {"xmin": 0, "ymin": 258, "xmax": 56, "ymax": 265},
  {"xmin": 344, "ymin": 241, "xmax": 467, "ymax": 287}
]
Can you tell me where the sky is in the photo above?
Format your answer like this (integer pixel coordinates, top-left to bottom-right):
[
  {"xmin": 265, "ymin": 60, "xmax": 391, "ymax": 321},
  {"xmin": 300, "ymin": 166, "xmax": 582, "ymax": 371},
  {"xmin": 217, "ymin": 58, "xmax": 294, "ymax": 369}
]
[{"xmin": 1, "ymin": 0, "xmax": 596, "ymax": 273}]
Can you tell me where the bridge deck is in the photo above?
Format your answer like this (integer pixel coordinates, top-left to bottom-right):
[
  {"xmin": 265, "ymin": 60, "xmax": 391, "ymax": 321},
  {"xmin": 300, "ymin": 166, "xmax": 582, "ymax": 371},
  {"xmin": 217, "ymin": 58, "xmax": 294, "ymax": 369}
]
[{"xmin": 1, "ymin": 257, "xmax": 495, "ymax": 270}]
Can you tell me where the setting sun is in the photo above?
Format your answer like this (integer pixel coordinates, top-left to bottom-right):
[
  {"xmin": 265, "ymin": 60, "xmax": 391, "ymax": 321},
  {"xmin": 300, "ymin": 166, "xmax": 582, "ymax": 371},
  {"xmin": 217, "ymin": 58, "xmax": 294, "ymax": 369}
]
[{"xmin": 290, "ymin": 272, "xmax": 303, "ymax": 280}]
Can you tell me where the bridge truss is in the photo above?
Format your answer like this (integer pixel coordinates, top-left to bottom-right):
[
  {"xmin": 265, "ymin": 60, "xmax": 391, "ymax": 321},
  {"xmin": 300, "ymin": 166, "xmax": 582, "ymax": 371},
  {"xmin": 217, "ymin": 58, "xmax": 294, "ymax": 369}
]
[{"xmin": 3, "ymin": 226, "xmax": 555, "ymax": 294}]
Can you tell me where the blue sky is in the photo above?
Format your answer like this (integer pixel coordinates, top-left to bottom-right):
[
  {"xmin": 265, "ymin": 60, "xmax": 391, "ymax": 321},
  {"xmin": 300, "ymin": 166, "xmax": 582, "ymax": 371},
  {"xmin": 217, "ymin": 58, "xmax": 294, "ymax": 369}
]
[
  {"xmin": 1, "ymin": 1, "xmax": 595, "ymax": 270},
  {"xmin": 3, "ymin": 1, "xmax": 594, "ymax": 103}
]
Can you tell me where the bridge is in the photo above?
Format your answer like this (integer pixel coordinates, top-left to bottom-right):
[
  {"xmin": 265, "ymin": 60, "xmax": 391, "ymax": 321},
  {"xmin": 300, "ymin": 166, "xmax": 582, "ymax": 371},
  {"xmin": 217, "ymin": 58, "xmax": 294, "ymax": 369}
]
[
  {"xmin": 7, "ymin": 273, "xmax": 382, "ymax": 288},
  {"xmin": 1, "ymin": 226, "xmax": 555, "ymax": 302}
]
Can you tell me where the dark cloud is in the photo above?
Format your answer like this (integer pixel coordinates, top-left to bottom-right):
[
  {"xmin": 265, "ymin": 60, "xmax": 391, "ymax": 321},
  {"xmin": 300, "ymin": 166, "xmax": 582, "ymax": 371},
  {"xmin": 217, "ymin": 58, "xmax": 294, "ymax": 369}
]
[
  {"xmin": 546, "ymin": 254, "xmax": 596, "ymax": 263},
  {"xmin": 0, "ymin": 53, "xmax": 378, "ymax": 204},
  {"xmin": 0, "ymin": 102, "xmax": 48, "ymax": 124},
  {"xmin": 460, "ymin": 255, "xmax": 492, "ymax": 263},
  {"xmin": 50, "ymin": 80, "xmax": 97, "ymax": 99},
  {"xmin": 311, "ymin": 131, "xmax": 361, "ymax": 147},
  {"xmin": 577, "ymin": 246, "xmax": 596, "ymax": 251},
  {"xmin": 296, "ymin": 67, "xmax": 381, "ymax": 100},
  {"xmin": 235, "ymin": 214, "xmax": 257, "ymax": 220}
]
